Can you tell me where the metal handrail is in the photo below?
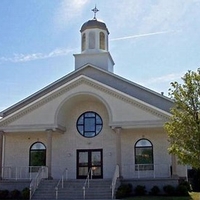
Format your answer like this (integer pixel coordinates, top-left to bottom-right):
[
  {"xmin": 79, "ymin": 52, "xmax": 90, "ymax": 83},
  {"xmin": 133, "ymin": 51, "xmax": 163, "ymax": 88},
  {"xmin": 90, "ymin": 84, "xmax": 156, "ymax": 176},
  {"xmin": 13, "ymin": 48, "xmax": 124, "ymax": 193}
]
[
  {"xmin": 29, "ymin": 166, "xmax": 48, "ymax": 200},
  {"xmin": 111, "ymin": 165, "xmax": 119, "ymax": 199},
  {"xmin": 83, "ymin": 168, "xmax": 93, "ymax": 199},
  {"xmin": 55, "ymin": 168, "xmax": 68, "ymax": 200},
  {"xmin": 2, "ymin": 166, "xmax": 45, "ymax": 180},
  {"xmin": 122, "ymin": 164, "xmax": 171, "ymax": 178}
]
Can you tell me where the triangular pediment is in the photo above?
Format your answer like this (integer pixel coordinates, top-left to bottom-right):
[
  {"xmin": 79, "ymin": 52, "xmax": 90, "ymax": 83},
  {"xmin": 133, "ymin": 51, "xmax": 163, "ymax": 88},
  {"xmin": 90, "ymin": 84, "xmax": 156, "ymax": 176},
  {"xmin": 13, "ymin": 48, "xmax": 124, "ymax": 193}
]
[{"xmin": 0, "ymin": 70, "xmax": 172, "ymax": 132}]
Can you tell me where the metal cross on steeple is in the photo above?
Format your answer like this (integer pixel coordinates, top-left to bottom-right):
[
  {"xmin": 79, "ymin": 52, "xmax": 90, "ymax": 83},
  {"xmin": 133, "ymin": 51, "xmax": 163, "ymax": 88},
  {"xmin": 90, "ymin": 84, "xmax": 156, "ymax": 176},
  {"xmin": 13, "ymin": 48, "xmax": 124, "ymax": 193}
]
[{"xmin": 92, "ymin": 5, "xmax": 99, "ymax": 19}]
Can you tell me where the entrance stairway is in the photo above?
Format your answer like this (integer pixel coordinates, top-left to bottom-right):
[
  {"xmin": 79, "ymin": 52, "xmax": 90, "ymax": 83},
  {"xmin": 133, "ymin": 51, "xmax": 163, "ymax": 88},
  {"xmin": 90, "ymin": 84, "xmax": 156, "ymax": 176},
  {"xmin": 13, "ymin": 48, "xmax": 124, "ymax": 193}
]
[{"xmin": 32, "ymin": 179, "xmax": 113, "ymax": 200}]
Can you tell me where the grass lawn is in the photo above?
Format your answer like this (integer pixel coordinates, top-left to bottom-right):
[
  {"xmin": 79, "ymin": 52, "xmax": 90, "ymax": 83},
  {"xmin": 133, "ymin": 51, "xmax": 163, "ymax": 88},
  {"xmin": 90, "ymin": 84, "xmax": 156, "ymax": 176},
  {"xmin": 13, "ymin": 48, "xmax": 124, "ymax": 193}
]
[{"xmin": 124, "ymin": 192, "xmax": 200, "ymax": 200}]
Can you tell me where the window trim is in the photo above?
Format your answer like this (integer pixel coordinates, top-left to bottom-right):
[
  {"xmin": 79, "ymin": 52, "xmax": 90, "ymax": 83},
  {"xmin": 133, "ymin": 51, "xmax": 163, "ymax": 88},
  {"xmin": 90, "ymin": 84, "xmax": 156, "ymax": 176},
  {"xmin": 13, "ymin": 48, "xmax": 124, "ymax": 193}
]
[
  {"xmin": 76, "ymin": 111, "xmax": 103, "ymax": 138},
  {"xmin": 29, "ymin": 142, "xmax": 46, "ymax": 172},
  {"xmin": 134, "ymin": 139, "xmax": 154, "ymax": 171}
]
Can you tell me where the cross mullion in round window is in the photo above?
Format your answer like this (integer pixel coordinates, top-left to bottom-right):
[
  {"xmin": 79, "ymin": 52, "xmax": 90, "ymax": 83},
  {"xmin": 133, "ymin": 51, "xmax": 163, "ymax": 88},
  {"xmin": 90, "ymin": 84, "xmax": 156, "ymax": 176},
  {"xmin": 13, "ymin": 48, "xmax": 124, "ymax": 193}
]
[{"xmin": 77, "ymin": 111, "xmax": 103, "ymax": 138}]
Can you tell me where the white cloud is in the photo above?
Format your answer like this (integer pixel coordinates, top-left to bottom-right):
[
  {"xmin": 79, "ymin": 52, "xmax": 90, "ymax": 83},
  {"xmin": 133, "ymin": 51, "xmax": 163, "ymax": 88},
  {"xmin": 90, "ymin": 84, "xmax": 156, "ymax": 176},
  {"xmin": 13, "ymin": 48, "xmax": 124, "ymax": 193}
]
[
  {"xmin": 110, "ymin": 30, "xmax": 176, "ymax": 41},
  {"xmin": 54, "ymin": 0, "xmax": 90, "ymax": 29},
  {"xmin": 139, "ymin": 1, "xmax": 187, "ymax": 32},
  {"xmin": 0, "ymin": 48, "xmax": 77, "ymax": 63},
  {"xmin": 110, "ymin": 0, "xmax": 199, "ymax": 33}
]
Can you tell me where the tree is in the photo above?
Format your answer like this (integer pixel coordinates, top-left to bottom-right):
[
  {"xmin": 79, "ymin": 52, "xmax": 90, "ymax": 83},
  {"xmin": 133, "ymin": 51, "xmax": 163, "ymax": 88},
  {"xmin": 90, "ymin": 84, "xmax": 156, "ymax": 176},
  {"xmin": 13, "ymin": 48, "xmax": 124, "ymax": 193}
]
[{"xmin": 165, "ymin": 68, "xmax": 200, "ymax": 170}]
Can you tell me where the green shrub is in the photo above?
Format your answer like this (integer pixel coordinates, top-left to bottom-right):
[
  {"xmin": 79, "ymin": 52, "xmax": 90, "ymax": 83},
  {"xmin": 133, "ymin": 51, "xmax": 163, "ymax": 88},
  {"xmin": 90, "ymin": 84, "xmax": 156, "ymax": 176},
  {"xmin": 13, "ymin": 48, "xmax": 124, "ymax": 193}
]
[
  {"xmin": 0, "ymin": 189, "xmax": 9, "ymax": 199},
  {"xmin": 10, "ymin": 189, "xmax": 21, "ymax": 199},
  {"xmin": 116, "ymin": 184, "xmax": 132, "ymax": 199},
  {"xmin": 176, "ymin": 185, "xmax": 189, "ymax": 196},
  {"xmin": 179, "ymin": 180, "xmax": 192, "ymax": 192},
  {"xmin": 149, "ymin": 185, "xmax": 160, "ymax": 195},
  {"xmin": 134, "ymin": 185, "xmax": 146, "ymax": 196},
  {"xmin": 188, "ymin": 168, "xmax": 200, "ymax": 192},
  {"xmin": 163, "ymin": 185, "xmax": 175, "ymax": 196},
  {"xmin": 21, "ymin": 187, "xmax": 30, "ymax": 199}
]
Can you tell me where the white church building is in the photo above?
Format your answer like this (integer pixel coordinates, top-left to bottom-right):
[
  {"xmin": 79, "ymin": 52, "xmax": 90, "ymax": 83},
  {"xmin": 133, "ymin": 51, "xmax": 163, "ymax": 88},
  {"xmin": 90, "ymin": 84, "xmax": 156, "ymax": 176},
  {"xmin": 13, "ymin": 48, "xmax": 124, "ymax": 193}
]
[{"xmin": 0, "ymin": 10, "xmax": 187, "ymax": 186}]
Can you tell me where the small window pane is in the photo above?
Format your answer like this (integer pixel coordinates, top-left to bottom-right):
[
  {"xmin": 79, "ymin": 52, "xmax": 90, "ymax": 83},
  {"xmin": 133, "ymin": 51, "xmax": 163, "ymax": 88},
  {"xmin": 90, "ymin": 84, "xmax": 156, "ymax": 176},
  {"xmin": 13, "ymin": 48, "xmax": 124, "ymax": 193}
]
[
  {"xmin": 78, "ymin": 125, "xmax": 83, "ymax": 134},
  {"xmin": 89, "ymin": 32, "xmax": 95, "ymax": 49},
  {"xmin": 82, "ymin": 33, "xmax": 86, "ymax": 51},
  {"xmin": 92, "ymin": 152, "xmax": 101, "ymax": 165},
  {"xmin": 136, "ymin": 139, "xmax": 151, "ymax": 147},
  {"xmin": 79, "ymin": 116, "xmax": 84, "ymax": 124},
  {"xmin": 96, "ymin": 115, "xmax": 102, "ymax": 124},
  {"xmin": 85, "ymin": 132, "xmax": 95, "ymax": 138},
  {"xmin": 92, "ymin": 167, "xmax": 101, "ymax": 176},
  {"xmin": 79, "ymin": 152, "xmax": 88, "ymax": 165},
  {"xmin": 79, "ymin": 167, "xmax": 88, "ymax": 176},
  {"xmin": 85, "ymin": 112, "xmax": 95, "ymax": 117},
  {"xmin": 31, "ymin": 143, "xmax": 46, "ymax": 150},
  {"xmin": 136, "ymin": 148, "xmax": 152, "ymax": 164},
  {"xmin": 100, "ymin": 32, "xmax": 105, "ymax": 50},
  {"xmin": 96, "ymin": 125, "xmax": 102, "ymax": 133},
  {"xmin": 85, "ymin": 118, "xmax": 95, "ymax": 131},
  {"xmin": 30, "ymin": 151, "xmax": 46, "ymax": 166}
]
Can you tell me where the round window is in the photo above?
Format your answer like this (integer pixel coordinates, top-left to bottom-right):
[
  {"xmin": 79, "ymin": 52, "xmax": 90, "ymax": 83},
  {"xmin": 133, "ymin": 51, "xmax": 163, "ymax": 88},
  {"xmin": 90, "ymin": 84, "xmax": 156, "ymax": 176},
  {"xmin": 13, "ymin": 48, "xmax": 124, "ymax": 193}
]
[{"xmin": 76, "ymin": 111, "xmax": 103, "ymax": 138}]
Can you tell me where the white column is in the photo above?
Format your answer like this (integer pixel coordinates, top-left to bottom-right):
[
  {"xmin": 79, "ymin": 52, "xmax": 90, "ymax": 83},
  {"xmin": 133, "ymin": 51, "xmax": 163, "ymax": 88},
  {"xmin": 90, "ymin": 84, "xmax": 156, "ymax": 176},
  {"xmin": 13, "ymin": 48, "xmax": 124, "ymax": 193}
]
[
  {"xmin": 114, "ymin": 127, "xmax": 122, "ymax": 176},
  {"xmin": 171, "ymin": 154, "xmax": 177, "ymax": 177},
  {"xmin": 0, "ymin": 131, "xmax": 4, "ymax": 178},
  {"xmin": 46, "ymin": 129, "xmax": 53, "ymax": 179}
]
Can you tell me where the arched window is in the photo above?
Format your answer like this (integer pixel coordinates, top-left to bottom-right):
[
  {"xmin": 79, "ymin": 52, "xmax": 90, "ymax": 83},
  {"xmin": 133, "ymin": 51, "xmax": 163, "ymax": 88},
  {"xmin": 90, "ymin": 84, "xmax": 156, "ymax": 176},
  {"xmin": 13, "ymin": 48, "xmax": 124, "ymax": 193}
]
[
  {"xmin": 89, "ymin": 31, "xmax": 95, "ymax": 49},
  {"xmin": 135, "ymin": 139, "xmax": 153, "ymax": 171},
  {"xmin": 29, "ymin": 142, "xmax": 46, "ymax": 171},
  {"xmin": 99, "ymin": 32, "xmax": 105, "ymax": 50},
  {"xmin": 82, "ymin": 33, "xmax": 86, "ymax": 51}
]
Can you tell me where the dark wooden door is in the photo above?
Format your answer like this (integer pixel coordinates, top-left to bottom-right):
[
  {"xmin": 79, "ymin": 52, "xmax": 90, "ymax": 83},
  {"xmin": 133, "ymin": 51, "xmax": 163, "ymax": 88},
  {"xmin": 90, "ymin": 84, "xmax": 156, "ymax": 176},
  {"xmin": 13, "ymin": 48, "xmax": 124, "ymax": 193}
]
[{"xmin": 77, "ymin": 149, "xmax": 103, "ymax": 179}]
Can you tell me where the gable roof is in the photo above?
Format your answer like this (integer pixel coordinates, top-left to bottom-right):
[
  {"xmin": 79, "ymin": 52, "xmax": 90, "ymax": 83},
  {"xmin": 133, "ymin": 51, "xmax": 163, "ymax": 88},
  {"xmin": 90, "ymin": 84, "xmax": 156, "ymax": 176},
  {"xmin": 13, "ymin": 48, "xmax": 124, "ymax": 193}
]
[{"xmin": 0, "ymin": 64, "xmax": 173, "ymax": 118}]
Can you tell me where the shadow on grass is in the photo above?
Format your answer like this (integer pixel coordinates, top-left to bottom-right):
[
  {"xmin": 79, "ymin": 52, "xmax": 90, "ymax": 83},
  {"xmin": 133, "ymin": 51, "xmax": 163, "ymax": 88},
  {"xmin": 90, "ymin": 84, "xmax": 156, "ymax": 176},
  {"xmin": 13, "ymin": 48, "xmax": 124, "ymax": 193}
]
[{"xmin": 123, "ymin": 194, "xmax": 195, "ymax": 200}]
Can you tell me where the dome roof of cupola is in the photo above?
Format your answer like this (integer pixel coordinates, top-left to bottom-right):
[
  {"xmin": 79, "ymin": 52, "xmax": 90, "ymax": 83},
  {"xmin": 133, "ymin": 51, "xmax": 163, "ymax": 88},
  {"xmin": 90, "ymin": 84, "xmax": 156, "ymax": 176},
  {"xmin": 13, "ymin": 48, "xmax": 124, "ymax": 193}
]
[{"xmin": 80, "ymin": 18, "xmax": 109, "ymax": 34}]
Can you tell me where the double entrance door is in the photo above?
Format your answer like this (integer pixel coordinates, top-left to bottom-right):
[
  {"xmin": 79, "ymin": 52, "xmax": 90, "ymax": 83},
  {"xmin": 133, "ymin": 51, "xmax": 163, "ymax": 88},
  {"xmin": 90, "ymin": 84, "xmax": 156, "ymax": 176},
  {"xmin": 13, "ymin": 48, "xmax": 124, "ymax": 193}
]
[{"xmin": 77, "ymin": 149, "xmax": 103, "ymax": 179}]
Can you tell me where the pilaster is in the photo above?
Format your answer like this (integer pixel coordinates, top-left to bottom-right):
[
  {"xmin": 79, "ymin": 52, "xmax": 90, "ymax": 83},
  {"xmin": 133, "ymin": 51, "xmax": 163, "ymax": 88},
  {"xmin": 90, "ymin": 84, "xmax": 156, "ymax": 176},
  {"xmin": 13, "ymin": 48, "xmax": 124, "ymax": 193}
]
[
  {"xmin": 113, "ymin": 127, "xmax": 122, "ymax": 176},
  {"xmin": 0, "ymin": 131, "xmax": 4, "ymax": 178},
  {"xmin": 46, "ymin": 129, "xmax": 53, "ymax": 179},
  {"xmin": 171, "ymin": 154, "xmax": 178, "ymax": 177}
]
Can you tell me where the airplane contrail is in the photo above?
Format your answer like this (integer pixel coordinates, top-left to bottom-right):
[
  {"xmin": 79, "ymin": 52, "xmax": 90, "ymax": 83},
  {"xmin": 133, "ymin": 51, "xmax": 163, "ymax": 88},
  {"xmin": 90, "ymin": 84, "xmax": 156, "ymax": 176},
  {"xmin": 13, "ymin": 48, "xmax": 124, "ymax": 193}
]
[{"xmin": 110, "ymin": 30, "xmax": 176, "ymax": 41}]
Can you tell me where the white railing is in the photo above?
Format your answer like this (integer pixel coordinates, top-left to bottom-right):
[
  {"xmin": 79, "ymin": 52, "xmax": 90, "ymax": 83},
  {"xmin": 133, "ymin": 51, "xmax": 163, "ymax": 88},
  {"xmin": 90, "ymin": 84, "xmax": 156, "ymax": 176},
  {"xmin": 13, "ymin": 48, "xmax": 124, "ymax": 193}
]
[
  {"xmin": 83, "ymin": 168, "xmax": 93, "ymax": 199},
  {"xmin": 1, "ymin": 166, "xmax": 46, "ymax": 180},
  {"xmin": 122, "ymin": 164, "xmax": 171, "ymax": 179},
  {"xmin": 111, "ymin": 165, "xmax": 119, "ymax": 199},
  {"xmin": 55, "ymin": 168, "xmax": 68, "ymax": 200},
  {"xmin": 29, "ymin": 166, "xmax": 48, "ymax": 200}
]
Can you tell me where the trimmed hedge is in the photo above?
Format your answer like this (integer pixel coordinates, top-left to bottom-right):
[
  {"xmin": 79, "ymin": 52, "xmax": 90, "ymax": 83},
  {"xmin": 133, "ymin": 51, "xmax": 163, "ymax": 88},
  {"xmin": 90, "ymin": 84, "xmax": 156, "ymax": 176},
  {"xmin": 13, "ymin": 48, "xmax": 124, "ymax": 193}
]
[
  {"xmin": 115, "ymin": 181, "xmax": 191, "ymax": 198},
  {"xmin": 0, "ymin": 188, "xmax": 29, "ymax": 199},
  {"xmin": 134, "ymin": 185, "xmax": 146, "ymax": 196},
  {"xmin": 116, "ymin": 184, "xmax": 132, "ymax": 199}
]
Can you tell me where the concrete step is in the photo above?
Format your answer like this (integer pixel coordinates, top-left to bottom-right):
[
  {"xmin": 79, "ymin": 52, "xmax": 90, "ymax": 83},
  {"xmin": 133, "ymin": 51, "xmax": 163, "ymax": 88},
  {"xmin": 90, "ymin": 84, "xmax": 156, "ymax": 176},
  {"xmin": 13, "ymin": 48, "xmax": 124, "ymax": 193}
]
[{"xmin": 32, "ymin": 179, "xmax": 113, "ymax": 200}]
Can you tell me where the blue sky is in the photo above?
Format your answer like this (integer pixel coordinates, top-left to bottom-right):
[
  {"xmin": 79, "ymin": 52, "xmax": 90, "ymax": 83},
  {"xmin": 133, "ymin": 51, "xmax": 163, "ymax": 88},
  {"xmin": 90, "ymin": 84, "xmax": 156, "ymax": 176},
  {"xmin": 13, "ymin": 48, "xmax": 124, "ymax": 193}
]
[{"xmin": 0, "ymin": 0, "xmax": 200, "ymax": 112}]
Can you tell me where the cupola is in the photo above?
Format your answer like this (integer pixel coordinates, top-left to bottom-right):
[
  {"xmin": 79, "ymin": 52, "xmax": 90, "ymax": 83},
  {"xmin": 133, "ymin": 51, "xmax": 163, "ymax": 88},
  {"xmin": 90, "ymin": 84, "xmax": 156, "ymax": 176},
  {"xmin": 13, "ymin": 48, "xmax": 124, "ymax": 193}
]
[
  {"xmin": 74, "ymin": 6, "xmax": 114, "ymax": 72},
  {"xmin": 80, "ymin": 19, "xmax": 109, "ymax": 52}
]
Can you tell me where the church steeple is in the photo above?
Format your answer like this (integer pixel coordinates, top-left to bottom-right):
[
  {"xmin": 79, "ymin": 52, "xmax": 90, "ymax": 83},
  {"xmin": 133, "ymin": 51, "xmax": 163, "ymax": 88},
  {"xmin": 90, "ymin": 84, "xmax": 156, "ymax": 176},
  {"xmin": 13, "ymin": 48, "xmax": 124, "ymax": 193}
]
[{"xmin": 74, "ymin": 7, "xmax": 114, "ymax": 72}]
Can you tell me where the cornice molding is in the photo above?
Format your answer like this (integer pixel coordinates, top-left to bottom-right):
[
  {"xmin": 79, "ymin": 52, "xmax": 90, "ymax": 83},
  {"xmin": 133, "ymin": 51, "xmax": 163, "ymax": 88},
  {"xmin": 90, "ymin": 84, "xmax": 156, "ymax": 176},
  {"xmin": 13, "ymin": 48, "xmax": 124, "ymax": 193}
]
[
  {"xmin": 0, "ymin": 75, "xmax": 170, "ymax": 128},
  {"xmin": 109, "ymin": 119, "xmax": 166, "ymax": 129},
  {"xmin": 82, "ymin": 78, "xmax": 170, "ymax": 120},
  {"xmin": 0, "ymin": 124, "xmax": 66, "ymax": 133}
]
